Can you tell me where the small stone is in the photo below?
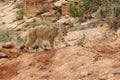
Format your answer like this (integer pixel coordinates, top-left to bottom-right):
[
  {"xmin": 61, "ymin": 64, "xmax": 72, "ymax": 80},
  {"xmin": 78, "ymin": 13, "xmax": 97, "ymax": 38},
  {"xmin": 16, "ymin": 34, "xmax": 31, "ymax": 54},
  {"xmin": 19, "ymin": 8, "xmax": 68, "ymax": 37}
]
[{"xmin": 2, "ymin": 42, "xmax": 15, "ymax": 49}]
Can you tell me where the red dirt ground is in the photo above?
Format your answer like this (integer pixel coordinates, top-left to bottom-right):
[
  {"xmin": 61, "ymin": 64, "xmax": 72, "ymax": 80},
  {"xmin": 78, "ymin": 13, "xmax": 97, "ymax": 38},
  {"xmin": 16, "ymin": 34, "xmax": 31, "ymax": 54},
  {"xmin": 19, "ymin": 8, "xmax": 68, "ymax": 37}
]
[{"xmin": 0, "ymin": 27, "xmax": 120, "ymax": 80}]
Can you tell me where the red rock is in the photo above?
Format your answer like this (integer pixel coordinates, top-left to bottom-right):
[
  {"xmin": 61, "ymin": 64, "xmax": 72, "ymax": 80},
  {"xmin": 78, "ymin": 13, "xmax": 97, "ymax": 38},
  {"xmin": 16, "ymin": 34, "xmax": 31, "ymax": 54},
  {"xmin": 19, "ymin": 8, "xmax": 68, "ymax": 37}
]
[{"xmin": 2, "ymin": 42, "xmax": 15, "ymax": 49}]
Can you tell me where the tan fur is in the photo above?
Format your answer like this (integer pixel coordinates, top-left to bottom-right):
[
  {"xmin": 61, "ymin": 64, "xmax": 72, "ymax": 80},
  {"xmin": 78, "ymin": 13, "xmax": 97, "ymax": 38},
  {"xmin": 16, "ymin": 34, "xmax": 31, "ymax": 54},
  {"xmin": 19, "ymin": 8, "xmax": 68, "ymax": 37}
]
[{"xmin": 20, "ymin": 26, "xmax": 69, "ymax": 51}]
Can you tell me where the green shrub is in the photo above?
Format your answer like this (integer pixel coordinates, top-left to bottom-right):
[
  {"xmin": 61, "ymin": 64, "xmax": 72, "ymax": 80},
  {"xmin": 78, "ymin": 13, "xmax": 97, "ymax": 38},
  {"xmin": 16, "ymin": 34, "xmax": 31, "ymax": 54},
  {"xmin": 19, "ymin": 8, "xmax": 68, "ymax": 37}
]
[
  {"xmin": 0, "ymin": 28, "xmax": 14, "ymax": 42},
  {"xmin": 30, "ymin": 20, "xmax": 41, "ymax": 27},
  {"xmin": 52, "ymin": 0, "xmax": 58, "ymax": 2},
  {"xmin": 16, "ymin": 8, "xmax": 26, "ymax": 20},
  {"xmin": 68, "ymin": 1, "xmax": 80, "ymax": 17},
  {"xmin": 98, "ymin": 0, "xmax": 120, "ymax": 31},
  {"xmin": 68, "ymin": 0, "xmax": 120, "ymax": 31},
  {"xmin": 35, "ymin": 4, "xmax": 48, "ymax": 16},
  {"xmin": 40, "ymin": 20, "xmax": 52, "ymax": 26},
  {"xmin": 14, "ymin": 1, "xmax": 23, "ymax": 9},
  {"xmin": 29, "ymin": 18, "xmax": 53, "ymax": 27},
  {"xmin": 68, "ymin": 0, "xmax": 99, "ymax": 18},
  {"xmin": 26, "ymin": 14, "xmax": 34, "ymax": 19},
  {"xmin": 33, "ymin": 20, "xmax": 52, "ymax": 27}
]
